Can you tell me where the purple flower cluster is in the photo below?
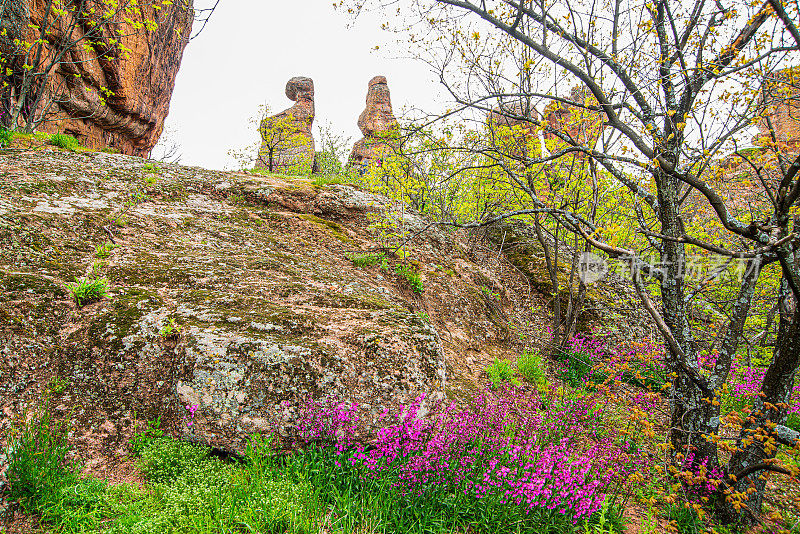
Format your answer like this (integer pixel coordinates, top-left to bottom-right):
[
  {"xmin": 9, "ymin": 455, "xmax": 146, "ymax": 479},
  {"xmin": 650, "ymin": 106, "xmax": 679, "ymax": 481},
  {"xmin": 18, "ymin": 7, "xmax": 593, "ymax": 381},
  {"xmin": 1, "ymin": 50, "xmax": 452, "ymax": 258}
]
[{"xmin": 293, "ymin": 387, "xmax": 647, "ymax": 523}]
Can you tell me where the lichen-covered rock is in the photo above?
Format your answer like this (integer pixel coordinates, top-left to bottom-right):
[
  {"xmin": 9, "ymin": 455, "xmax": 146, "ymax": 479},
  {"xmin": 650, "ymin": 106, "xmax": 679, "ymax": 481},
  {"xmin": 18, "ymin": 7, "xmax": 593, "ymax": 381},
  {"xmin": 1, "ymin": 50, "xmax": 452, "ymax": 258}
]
[
  {"xmin": 255, "ymin": 77, "xmax": 316, "ymax": 174},
  {"xmin": 349, "ymin": 76, "xmax": 398, "ymax": 168},
  {"xmin": 0, "ymin": 148, "xmax": 541, "ymax": 457},
  {"xmin": 0, "ymin": 1, "xmax": 194, "ymax": 157}
]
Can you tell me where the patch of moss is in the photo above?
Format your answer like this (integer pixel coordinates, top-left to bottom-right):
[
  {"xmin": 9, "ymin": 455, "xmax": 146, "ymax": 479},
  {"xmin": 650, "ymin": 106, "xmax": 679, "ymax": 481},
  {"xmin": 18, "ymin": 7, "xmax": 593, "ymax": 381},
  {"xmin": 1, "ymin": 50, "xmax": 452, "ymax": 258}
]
[
  {"xmin": 0, "ymin": 271, "xmax": 67, "ymax": 299},
  {"xmin": 297, "ymin": 213, "xmax": 353, "ymax": 243},
  {"xmin": 87, "ymin": 289, "xmax": 164, "ymax": 352}
]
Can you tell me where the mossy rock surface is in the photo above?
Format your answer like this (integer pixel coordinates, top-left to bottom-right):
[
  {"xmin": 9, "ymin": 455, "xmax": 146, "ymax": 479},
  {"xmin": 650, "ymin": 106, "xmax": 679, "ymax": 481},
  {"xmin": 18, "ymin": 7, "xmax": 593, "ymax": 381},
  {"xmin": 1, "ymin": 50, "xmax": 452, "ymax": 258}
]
[{"xmin": 0, "ymin": 148, "xmax": 543, "ymax": 456}]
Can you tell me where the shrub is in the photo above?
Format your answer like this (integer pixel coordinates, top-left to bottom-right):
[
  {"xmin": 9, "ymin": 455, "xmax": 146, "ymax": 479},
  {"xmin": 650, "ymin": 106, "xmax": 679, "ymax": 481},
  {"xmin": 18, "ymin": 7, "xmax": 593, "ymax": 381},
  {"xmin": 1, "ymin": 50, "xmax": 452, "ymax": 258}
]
[
  {"xmin": 66, "ymin": 276, "xmax": 110, "ymax": 307},
  {"xmin": 0, "ymin": 125, "xmax": 12, "ymax": 148},
  {"xmin": 517, "ymin": 350, "xmax": 549, "ymax": 392},
  {"xmin": 314, "ymin": 148, "xmax": 344, "ymax": 176},
  {"xmin": 395, "ymin": 263, "xmax": 424, "ymax": 293},
  {"xmin": 486, "ymin": 357, "xmax": 521, "ymax": 388},
  {"xmin": 48, "ymin": 133, "xmax": 81, "ymax": 151}
]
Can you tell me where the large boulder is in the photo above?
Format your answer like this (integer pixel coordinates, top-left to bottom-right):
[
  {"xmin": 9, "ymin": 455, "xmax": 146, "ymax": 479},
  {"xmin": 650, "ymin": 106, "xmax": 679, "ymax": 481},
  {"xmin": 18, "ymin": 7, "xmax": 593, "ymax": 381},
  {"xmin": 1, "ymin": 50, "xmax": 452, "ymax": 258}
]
[
  {"xmin": 0, "ymin": 1, "xmax": 194, "ymax": 157},
  {"xmin": 349, "ymin": 76, "xmax": 398, "ymax": 168},
  {"xmin": 0, "ymin": 148, "xmax": 536, "ymax": 458},
  {"xmin": 255, "ymin": 77, "xmax": 316, "ymax": 174}
]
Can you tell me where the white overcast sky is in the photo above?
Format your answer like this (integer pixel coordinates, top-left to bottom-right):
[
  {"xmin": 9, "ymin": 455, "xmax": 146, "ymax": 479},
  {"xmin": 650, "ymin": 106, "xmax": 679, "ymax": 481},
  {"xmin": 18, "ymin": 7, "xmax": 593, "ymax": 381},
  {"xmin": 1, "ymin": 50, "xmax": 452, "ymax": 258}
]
[{"xmin": 158, "ymin": 1, "xmax": 444, "ymax": 170}]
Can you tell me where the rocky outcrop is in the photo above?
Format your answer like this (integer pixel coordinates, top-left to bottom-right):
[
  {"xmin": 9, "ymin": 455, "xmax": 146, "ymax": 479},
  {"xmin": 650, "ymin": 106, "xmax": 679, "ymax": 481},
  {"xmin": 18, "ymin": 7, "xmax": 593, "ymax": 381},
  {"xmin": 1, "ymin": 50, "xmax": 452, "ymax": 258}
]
[
  {"xmin": 0, "ymin": 1, "xmax": 194, "ymax": 157},
  {"xmin": 255, "ymin": 77, "xmax": 316, "ymax": 173},
  {"xmin": 0, "ymin": 147, "xmax": 543, "ymax": 457},
  {"xmin": 349, "ymin": 76, "xmax": 398, "ymax": 168}
]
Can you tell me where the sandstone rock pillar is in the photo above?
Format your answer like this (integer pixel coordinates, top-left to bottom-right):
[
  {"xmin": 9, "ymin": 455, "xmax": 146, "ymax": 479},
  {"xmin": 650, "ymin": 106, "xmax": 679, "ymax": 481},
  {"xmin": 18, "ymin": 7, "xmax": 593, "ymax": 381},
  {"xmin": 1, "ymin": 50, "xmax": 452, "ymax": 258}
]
[
  {"xmin": 256, "ymin": 77, "xmax": 316, "ymax": 174},
  {"xmin": 349, "ymin": 76, "xmax": 398, "ymax": 169}
]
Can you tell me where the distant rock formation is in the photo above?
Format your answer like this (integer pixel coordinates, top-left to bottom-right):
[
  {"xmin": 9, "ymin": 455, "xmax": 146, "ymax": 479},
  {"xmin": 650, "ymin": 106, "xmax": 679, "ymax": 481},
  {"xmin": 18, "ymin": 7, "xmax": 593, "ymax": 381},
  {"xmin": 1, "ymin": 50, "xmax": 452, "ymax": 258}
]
[
  {"xmin": 349, "ymin": 76, "xmax": 398, "ymax": 168},
  {"xmin": 0, "ymin": 0, "xmax": 194, "ymax": 157},
  {"xmin": 487, "ymin": 88, "xmax": 603, "ymax": 159},
  {"xmin": 255, "ymin": 77, "xmax": 316, "ymax": 173},
  {"xmin": 754, "ymin": 67, "xmax": 800, "ymax": 151}
]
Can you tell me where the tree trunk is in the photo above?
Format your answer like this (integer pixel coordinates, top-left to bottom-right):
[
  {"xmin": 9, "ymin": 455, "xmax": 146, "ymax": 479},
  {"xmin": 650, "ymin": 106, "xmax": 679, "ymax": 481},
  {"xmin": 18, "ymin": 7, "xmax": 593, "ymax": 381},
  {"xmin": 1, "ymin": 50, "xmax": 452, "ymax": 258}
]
[
  {"xmin": 721, "ymin": 277, "xmax": 800, "ymax": 522},
  {"xmin": 654, "ymin": 166, "xmax": 721, "ymax": 477}
]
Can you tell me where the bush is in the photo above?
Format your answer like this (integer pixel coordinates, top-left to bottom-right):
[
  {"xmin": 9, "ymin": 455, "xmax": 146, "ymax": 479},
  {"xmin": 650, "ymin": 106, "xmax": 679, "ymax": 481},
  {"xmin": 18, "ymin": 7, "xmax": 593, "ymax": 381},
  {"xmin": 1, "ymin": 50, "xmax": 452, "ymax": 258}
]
[
  {"xmin": 486, "ymin": 358, "xmax": 521, "ymax": 388},
  {"xmin": 0, "ymin": 125, "xmax": 12, "ymax": 148},
  {"xmin": 66, "ymin": 276, "xmax": 110, "ymax": 307},
  {"xmin": 314, "ymin": 148, "xmax": 344, "ymax": 175},
  {"xmin": 48, "ymin": 133, "xmax": 81, "ymax": 151}
]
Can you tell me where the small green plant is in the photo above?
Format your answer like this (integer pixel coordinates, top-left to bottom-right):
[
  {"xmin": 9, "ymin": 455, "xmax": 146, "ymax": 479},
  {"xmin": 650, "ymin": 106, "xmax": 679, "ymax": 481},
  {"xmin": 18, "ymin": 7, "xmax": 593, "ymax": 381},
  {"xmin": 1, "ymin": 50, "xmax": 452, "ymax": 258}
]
[
  {"xmin": 159, "ymin": 317, "xmax": 181, "ymax": 338},
  {"xmin": 486, "ymin": 357, "xmax": 521, "ymax": 388},
  {"xmin": 48, "ymin": 133, "xmax": 81, "ymax": 151},
  {"xmin": 517, "ymin": 350, "xmax": 549, "ymax": 393},
  {"xmin": 142, "ymin": 163, "xmax": 160, "ymax": 184},
  {"xmin": 66, "ymin": 276, "xmax": 110, "ymax": 307},
  {"xmin": 0, "ymin": 125, "xmax": 12, "ymax": 148},
  {"xmin": 583, "ymin": 498, "xmax": 624, "ymax": 533},
  {"xmin": 130, "ymin": 416, "xmax": 165, "ymax": 456},
  {"xmin": 395, "ymin": 263, "xmax": 424, "ymax": 294},
  {"xmin": 94, "ymin": 241, "xmax": 118, "ymax": 258},
  {"xmin": 416, "ymin": 311, "xmax": 430, "ymax": 322},
  {"xmin": 47, "ymin": 375, "xmax": 69, "ymax": 395},
  {"xmin": 348, "ymin": 251, "xmax": 385, "ymax": 267}
]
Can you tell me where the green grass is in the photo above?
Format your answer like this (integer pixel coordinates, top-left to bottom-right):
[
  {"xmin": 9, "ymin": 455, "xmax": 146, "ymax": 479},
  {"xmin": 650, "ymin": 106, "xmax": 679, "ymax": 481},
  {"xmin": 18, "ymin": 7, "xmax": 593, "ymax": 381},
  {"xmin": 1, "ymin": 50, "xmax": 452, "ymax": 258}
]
[
  {"xmin": 517, "ymin": 350, "xmax": 549, "ymax": 393},
  {"xmin": 65, "ymin": 276, "xmax": 110, "ymax": 307},
  {"xmin": 347, "ymin": 251, "xmax": 385, "ymax": 267},
  {"xmin": 312, "ymin": 173, "xmax": 357, "ymax": 187},
  {"xmin": 486, "ymin": 357, "xmax": 521, "ymax": 388},
  {"xmin": 395, "ymin": 263, "xmax": 424, "ymax": 293},
  {"xmin": 4, "ymin": 408, "xmax": 625, "ymax": 534},
  {"xmin": 48, "ymin": 133, "xmax": 81, "ymax": 151}
]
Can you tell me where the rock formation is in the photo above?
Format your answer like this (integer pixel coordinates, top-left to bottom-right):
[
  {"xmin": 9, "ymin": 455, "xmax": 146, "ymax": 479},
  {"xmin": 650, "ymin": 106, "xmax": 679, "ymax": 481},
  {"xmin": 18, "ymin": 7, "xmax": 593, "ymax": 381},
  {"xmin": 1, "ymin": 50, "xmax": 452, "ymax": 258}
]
[
  {"xmin": 0, "ymin": 1, "xmax": 194, "ymax": 157},
  {"xmin": 754, "ymin": 67, "xmax": 800, "ymax": 150},
  {"xmin": 255, "ymin": 77, "xmax": 316, "ymax": 173},
  {"xmin": 349, "ymin": 76, "xmax": 398, "ymax": 168}
]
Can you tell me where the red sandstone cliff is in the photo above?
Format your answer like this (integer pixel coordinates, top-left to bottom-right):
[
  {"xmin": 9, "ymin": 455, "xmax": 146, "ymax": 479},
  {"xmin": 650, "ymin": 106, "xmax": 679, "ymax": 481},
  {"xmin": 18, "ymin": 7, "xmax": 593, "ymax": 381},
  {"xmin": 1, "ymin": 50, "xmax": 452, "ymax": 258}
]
[{"xmin": 0, "ymin": 1, "xmax": 194, "ymax": 157}]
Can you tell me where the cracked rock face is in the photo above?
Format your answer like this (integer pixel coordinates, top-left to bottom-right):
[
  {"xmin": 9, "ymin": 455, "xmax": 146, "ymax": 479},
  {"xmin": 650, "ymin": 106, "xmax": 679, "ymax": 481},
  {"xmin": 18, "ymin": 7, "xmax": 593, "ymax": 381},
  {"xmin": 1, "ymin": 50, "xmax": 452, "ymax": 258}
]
[
  {"xmin": 0, "ymin": 1, "xmax": 194, "ymax": 157},
  {"xmin": 255, "ymin": 77, "xmax": 316, "ymax": 174},
  {"xmin": 349, "ymin": 76, "xmax": 398, "ymax": 167}
]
